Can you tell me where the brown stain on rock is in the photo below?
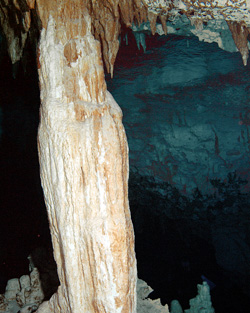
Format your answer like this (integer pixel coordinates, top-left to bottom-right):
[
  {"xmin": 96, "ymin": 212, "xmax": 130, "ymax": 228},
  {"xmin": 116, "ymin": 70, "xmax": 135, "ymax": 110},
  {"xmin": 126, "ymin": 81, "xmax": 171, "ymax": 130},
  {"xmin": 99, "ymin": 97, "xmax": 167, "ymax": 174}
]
[{"xmin": 64, "ymin": 40, "xmax": 78, "ymax": 66}]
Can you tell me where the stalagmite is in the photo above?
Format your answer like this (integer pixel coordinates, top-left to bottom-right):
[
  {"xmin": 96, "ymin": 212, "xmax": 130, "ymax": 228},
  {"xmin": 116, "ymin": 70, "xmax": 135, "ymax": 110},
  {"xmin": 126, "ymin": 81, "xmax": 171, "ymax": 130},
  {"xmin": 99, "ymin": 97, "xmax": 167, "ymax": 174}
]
[{"xmin": 35, "ymin": 3, "xmax": 137, "ymax": 313}]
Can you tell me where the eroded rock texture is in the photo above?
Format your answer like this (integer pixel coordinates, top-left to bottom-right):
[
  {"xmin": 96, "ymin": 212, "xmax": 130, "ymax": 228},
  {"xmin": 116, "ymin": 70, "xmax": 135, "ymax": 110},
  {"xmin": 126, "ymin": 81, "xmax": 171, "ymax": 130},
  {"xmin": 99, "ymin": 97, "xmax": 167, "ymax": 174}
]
[
  {"xmin": 1, "ymin": 0, "xmax": 250, "ymax": 72},
  {"xmin": 1, "ymin": 1, "xmax": 250, "ymax": 313},
  {"xmin": 87, "ymin": 0, "xmax": 147, "ymax": 76},
  {"xmin": 36, "ymin": 9, "xmax": 136, "ymax": 313},
  {"xmin": 0, "ymin": 0, "xmax": 31, "ymax": 64},
  {"xmin": 0, "ymin": 267, "xmax": 44, "ymax": 313}
]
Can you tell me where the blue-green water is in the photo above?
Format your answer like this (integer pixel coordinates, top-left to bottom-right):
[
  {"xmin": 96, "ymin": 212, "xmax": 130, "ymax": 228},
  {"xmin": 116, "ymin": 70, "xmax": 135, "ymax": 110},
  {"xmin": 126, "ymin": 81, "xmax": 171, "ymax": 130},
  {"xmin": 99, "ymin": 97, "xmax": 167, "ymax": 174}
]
[{"xmin": 107, "ymin": 34, "xmax": 250, "ymax": 194}]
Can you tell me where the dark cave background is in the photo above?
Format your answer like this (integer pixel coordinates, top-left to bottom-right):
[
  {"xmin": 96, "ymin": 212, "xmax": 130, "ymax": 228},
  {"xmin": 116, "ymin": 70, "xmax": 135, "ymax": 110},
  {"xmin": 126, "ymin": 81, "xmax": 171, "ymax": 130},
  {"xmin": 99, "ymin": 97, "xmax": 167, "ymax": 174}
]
[{"xmin": 0, "ymin": 28, "xmax": 250, "ymax": 312}]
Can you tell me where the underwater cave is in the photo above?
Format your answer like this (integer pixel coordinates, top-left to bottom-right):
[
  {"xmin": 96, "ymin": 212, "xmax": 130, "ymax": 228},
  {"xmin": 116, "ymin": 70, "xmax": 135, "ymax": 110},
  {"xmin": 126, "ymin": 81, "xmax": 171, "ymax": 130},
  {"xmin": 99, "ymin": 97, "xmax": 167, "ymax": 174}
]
[{"xmin": 1, "ymin": 17, "xmax": 250, "ymax": 313}]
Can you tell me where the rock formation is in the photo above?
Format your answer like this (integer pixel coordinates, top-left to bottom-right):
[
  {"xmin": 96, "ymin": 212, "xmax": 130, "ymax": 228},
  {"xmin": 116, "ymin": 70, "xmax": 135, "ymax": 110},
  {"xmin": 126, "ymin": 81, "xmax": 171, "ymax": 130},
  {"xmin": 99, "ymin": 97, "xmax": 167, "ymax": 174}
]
[
  {"xmin": 227, "ymin": 20, "xmax": 250, "ymax": 65},
  {"xmin": 36, "ymin": 5, "xmax": 136, "ymax": 313},
  {"xmin": 0, "ymin": 0, "xmax": 250, "ymax": 312},
  {"xmin": 184, "ymin": 282, "xmax": 215, "ymax": 313},
  {"xmin": 0, "ymin": 267, "xmax": 44, "ymax": 313},
  {"xmin": 137, "ymin": 279, "xmax": 170, "ymax": 313},
  {"xmin": 0, "ymin": 266, "xmax": 215, "ymax": 313},
  {"xmin": 1, "ymin": 1, "xmax": 250, "ymax": 71}
]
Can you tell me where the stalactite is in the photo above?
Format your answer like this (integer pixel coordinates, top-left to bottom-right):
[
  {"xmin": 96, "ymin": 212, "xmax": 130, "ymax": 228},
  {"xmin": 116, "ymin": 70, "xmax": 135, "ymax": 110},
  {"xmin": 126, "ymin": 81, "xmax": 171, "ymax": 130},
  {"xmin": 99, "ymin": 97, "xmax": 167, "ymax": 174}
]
[
  {"xmin": 133, "ymin": 5, "xmax": 148, "ymax": 26},
  {"xmin": 160, "ymin": 14, "xmax": 168, "ymax": 35},
  {"xmin": 227, "ymin": 20, "xmax": 249, "ymax": 66},
  {"xmin": 190, "ymin": 17, "xmax": 204, "ymax": 31},
  {"xmin": 0, "ymin": 0, "xmax": 152, "ymax": 76},
  {"xmin": 2, "ymin": 0, "xmax": 250, "ymax": 74},
  {"xmin": 148, "ymin": 11, "xmax": 158, "ymax": 36},
  {"xmin": 26, "ymin": 0, "xmax": 35, "ymax": 9},
  {"xmin": 88, "ymin": 0, "xmax": 120, "ymax": 77},
  {"xmin": 134, "ymin": 31, "xmax": 147, "ymax": 52},
  {"xmin": 118, "ymin": 0, "xmax": 135, "ymax": 27},
  {"xmin": 118, "ymin": 0, "xmax": 147, "ymax": 26},
  {"xmin": 88, "ymin": 0, "xmax": 149, "ymax": 76}
]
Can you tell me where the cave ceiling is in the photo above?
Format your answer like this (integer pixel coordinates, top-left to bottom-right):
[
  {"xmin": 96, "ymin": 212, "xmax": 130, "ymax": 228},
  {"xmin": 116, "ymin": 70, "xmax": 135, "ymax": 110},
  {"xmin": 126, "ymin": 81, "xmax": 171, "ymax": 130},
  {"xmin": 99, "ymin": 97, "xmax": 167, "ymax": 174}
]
[{"xmin": 0, "ymin": 0, "xmax": 250, "ymax": 75}]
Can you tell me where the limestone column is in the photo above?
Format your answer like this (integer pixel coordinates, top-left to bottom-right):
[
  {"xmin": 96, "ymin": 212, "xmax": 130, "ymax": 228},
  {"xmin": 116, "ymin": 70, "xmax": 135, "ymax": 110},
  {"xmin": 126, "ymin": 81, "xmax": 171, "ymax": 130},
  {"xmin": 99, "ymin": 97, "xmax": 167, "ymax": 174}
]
[{"xmin": 36, "ymin": 3, "xmax": 137, "ymax": 312}]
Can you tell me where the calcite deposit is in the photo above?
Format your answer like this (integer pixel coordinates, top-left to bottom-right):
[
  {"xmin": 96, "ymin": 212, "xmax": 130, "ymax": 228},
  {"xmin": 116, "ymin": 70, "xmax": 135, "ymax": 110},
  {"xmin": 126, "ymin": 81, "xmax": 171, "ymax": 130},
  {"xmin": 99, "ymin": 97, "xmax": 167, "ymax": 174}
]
[
  {"xmin": 185, "ymin": 282, "xmax": 215, "ymax": 313},
  {"xmin": 0, "ymin": 267, "xmax": 44, "ymax": 313},
  {"xmin": 227, "ymin": 20, "xmax": 250, "ymax": 65},
  {"xmin": 36, "ymin": 8, "xmax": 136, "ymax": 313},
  {"xmin": 0, "ymin": 270, "xmax": 214, "ymax": 313},
  {"xmin": 137, "ymin": 279, "xmax": 170, "ymax": 313},
  {"xmin": 0, "ymin": 0, "xmax": 250, "ymax": 313},
  {"xmin": 1, "ymin": 0, "xmax": 250, "ymax": 72}
]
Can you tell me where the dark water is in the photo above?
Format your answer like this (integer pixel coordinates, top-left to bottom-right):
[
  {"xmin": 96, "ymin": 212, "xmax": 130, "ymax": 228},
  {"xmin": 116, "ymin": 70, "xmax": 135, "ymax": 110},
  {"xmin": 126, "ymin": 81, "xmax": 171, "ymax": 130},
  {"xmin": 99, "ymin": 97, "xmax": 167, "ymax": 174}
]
[{"xmin": 129, "ymin": 171, "xmax": 250, "ymax": 312}]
